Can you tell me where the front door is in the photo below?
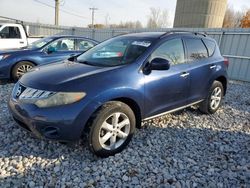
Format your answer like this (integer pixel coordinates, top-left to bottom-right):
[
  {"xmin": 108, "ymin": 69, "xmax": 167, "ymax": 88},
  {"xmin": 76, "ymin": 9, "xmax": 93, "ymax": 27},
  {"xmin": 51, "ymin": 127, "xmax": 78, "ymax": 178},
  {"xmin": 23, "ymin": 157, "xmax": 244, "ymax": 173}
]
[
  {"xmin": 144, "ymin": 38, "xmax": 190, "ymax": 118},
  {"xmin": 40, "ymin": 38, "xmax": 79, "ymax": 65},
  {"xmin": 0, "ymin": 26, "xmax": 27, "ymax": 49}
]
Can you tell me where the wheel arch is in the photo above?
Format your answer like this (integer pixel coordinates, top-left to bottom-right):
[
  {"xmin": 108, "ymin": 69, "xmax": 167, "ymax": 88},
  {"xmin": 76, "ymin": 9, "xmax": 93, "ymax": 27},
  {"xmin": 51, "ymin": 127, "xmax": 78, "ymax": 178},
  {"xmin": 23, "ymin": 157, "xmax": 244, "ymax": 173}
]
[
  {"xmin": 112, "ymin": 97, "xmax": 142, "ymax": 129},
  {"xmin": 83, "ymin": 96, "xmax": 143, "ymax": 135},
  {"xmin": 10, "ymin": 60, "xmax": 37, "ymax": 80},
  {"xmin": 215, "ymin": 75, "xmax": 227, "ymax": 95}
]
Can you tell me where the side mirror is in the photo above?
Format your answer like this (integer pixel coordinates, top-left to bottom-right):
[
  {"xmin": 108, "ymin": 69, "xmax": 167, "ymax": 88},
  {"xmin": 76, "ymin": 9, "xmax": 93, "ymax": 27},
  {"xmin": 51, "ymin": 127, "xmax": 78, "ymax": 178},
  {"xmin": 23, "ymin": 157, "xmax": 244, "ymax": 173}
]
[
  {"xmin": 47, "ymin": 46, "xmax": 56, "ymax": 54},
  {"xmin": 150, "ymin": 58, "xmax": 170, "ymax": 70},
  {"xmin": 68, "ymin": 53, "xmax": 81, "ymax": 62},
  {"xmin": 68, "ymin": 55, "xmax": 76, "ymax": 62}
]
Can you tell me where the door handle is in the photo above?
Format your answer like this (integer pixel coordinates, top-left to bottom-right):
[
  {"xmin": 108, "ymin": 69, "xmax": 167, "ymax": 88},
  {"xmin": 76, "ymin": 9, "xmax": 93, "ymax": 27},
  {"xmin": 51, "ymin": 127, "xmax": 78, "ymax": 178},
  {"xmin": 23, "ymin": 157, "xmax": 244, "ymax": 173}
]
[
  {"xmin": 70, "ymin": 54, "xmax": 76, "ymax": 56},
  {"xmin": 210, "ymin": 65, "xmax": 217, "ymax": 69},
  {"xmin": 20, "ymin": 41, "xmax": 24, "ymax": 44},
  {"xmin": 180, "ymin": 72, "xmax": 190, "ymax": 78}
]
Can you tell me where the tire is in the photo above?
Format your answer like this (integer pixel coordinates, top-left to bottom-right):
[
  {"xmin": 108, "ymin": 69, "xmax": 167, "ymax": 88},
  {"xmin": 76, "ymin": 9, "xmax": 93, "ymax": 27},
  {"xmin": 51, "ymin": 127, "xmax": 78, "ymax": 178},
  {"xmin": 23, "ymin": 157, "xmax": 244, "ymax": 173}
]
[
  {"xmin": 199, "ymin": 81, "xmax": 224, "ymax": 114},
  {"xmin": 88, "ymin": 101, "xmax": 136, "ymax": 157},
  {"xmin": 12, "ymin": 61, "xmax": 35, "ymax": 81}
]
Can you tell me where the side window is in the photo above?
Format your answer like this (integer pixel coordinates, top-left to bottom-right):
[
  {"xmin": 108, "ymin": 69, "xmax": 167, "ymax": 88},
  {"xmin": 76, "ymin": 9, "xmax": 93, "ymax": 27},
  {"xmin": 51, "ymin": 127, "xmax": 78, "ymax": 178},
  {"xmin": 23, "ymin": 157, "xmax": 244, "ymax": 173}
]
[
  {"xmin": 47, "ymin": 39, "xmax": 75, "ymax": 51},
  {"xmin": 185, "ymin": 38, "xmax": 208, "ymax": 61},
  {"xmin": 77, "ymin": 39, "xmax": 95, "ymax": 51},
  {"xmin": 151, "ymin": 39, "xmax": 185, "ymax": 65},
  {"xmin": 203, "ymin": 39, "xmax": 216, "ymax": 57},
  {"xmin": 0, "ymin": 26, "xmax": 21, "ymax": 39}
]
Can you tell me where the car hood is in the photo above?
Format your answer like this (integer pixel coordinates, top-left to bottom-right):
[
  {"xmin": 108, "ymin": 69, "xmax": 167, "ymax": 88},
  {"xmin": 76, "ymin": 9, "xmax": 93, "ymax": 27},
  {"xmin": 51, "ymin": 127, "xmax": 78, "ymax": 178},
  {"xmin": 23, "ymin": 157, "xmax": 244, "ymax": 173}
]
[
  {"xmin": 20, "ymin": 61, "xmax": 120, "ymax": 91},
  {"xmin": 0, "ymin": 48, "xmax": 35, "ymax": 55}
]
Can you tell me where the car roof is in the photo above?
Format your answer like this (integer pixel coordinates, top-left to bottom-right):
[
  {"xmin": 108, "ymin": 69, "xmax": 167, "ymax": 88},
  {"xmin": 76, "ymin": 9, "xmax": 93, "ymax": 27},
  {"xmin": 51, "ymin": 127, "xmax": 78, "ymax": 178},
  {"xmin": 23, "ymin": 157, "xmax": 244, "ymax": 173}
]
[
  {"xmin": 121, "ymin": 32, "xmax": 165, "ymax": 39},
  {"xmin": 0, "ymin": 23, "xmax": 22, "ymax": 27},
  {"xmin": 47, "ymin": 35, "xmax": 99, "ymax": 43},
  {"xmin": 120, "ymin": 31, "xmax": 214, "ymax": 41},
  {"xmin": 49, "ymin": 35, "xmax": 96, "ymax": 40}
]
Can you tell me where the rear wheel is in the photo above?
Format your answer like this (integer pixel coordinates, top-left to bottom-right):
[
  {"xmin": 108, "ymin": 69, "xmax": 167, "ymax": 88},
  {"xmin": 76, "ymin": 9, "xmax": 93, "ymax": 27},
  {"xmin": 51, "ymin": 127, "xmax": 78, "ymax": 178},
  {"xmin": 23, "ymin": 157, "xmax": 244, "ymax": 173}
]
[
  {"xmin": 199, "ymin": 81, "xmax": 224, "ymax": 114},
  {"xmin": 88, "ymin": 101, "xmax": 136, "ymax": 157},
  {"xmin": 12, "ymin": 61, "xmax": 35, "ymax": 81}
]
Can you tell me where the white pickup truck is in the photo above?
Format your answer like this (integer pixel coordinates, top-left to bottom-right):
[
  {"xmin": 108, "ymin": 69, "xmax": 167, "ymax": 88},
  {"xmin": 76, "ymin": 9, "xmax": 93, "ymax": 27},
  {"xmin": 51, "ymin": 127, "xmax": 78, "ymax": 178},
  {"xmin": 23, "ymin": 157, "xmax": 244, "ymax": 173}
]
[{"xmin": 0, "ymin": 23, "xmax": 42, "ymax": 50}]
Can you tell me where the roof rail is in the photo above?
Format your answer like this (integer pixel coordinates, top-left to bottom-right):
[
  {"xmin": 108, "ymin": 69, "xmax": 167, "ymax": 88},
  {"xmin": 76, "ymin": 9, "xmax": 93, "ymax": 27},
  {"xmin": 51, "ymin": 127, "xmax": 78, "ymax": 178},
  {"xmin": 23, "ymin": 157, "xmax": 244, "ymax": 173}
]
[{"xmin": 159, "ymin": 30, "xmax": 207, "ymax": 38}]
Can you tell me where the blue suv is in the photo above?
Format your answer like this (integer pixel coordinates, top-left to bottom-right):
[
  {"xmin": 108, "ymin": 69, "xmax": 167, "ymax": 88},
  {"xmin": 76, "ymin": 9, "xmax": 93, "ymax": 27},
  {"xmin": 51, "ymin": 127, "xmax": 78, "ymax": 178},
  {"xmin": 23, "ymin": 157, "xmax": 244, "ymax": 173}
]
[{"xmin": 8, "ymin": 31, "xmax": 228, "ymax": 157}]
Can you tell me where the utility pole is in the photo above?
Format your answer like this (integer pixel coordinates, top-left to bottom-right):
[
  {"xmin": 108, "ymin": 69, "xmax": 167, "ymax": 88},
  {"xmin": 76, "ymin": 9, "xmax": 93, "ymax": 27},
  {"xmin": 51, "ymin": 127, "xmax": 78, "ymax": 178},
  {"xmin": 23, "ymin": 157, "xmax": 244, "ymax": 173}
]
[
  {"xmin": 55, "ymin": 0, "xmax": 60, "ymax": 26},
  {"xmin": 105, "ymin": 14, "xmax": 110, "ymax": 28},
  {"xmin": 89, "ymin": 7, "xmax": 98, "ymax": 28}
]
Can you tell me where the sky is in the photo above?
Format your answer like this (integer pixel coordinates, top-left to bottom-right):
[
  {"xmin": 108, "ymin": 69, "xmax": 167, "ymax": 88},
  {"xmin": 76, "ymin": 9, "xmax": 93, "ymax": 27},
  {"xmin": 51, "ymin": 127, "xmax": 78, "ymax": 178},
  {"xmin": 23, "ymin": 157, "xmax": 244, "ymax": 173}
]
[{"xmin": 0, "ymin": 0, "xmax": 249, "ymax": 27}]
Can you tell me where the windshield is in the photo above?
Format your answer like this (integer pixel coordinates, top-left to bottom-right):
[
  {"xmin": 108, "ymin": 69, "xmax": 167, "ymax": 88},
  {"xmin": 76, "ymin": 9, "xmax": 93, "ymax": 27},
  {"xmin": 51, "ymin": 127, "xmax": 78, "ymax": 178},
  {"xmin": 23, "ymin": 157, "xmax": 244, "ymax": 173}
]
[
  {"xmin": 77, "ymin": 37, "xmax": 153, "ymax": 67},
  {"xmin": 28, "ymin": 37, "xmax": 54, "ymax": 49}
]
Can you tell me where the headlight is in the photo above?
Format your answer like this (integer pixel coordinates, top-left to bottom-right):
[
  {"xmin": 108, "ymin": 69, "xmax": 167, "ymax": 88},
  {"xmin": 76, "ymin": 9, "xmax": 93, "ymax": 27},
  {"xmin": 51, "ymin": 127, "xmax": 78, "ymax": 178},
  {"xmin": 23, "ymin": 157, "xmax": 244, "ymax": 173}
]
[
  {"xmin": 35, "ymin": 92, "xmax": 86, "ymax": 108},
  {"xmin": 19, "ymin": 87, "xmax": 86, "ymax": 108},
  {"xmin": 0, "ymin": 54, "xmax": 10, "ymax": 61}
]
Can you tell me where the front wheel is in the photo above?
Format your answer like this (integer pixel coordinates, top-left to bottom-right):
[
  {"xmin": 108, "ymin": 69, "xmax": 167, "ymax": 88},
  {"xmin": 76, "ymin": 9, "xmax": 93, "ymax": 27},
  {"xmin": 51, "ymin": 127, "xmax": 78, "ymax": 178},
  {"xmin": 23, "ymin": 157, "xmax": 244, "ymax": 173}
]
[
  {"xmin": 88, "ymin": 101, "xmax": 136, "ymax": 157},
  {"xmin": 199, "ymin": 81, "xmax": 224, "ymax": 114},
  {"xmin": 12, "ymin": 61, "xmax": 35, "ymax": 81}
]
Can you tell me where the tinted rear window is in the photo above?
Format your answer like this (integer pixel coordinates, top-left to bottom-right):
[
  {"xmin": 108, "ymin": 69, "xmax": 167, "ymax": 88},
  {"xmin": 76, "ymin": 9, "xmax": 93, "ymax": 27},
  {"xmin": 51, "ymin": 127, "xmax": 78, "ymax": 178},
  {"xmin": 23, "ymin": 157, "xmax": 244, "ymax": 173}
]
[
  {"xmin": 185, "ymin": 38, "xmax": 208, "ymax": 62},
  {"xmin": 203, "ymin": 39, "xmax": 216, "ymax": 56}
]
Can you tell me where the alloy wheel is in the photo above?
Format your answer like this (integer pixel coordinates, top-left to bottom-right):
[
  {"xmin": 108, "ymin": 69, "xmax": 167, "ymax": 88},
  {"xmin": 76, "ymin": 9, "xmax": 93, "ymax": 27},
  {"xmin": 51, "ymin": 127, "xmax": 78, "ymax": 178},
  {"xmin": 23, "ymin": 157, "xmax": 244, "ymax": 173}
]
[
  {"xmin": 99, "ymin": 112, "xmax": 130, "ymax": 150},
  {"xmin": 210, "ymin": 87, "xmax": 222, "ymax": 110},
  {"xmin": 16, "ymin": 64, "xmax": 34, "ymax": 78}
]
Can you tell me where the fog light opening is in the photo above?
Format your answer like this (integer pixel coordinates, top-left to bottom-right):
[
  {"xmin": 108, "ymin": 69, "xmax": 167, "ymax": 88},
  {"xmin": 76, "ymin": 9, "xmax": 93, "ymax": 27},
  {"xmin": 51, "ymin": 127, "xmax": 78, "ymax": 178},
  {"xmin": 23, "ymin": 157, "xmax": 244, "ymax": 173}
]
[{"xmin": 43, "ymin": 127, "xmax": 59, "ymax": 139}]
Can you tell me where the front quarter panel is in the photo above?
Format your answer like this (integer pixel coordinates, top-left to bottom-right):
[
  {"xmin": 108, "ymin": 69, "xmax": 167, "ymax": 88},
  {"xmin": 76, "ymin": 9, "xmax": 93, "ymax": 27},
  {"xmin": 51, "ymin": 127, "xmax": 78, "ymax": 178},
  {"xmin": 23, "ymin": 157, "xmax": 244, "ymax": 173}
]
[{"xmin": 78, "ymin": 63, "xmax": 145, "ymax": 116}]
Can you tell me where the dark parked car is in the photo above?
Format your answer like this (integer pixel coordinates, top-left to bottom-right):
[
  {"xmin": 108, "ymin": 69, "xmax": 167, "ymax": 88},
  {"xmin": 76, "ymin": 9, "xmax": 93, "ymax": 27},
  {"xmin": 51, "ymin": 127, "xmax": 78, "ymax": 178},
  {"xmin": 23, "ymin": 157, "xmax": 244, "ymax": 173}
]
[
  {"xmin": 8, "ymin": 31, "xmax": 228, "ymax": 157},
  {"xmin": 0, "ymin": 35, "xmax": 98, "ymax": 81}
]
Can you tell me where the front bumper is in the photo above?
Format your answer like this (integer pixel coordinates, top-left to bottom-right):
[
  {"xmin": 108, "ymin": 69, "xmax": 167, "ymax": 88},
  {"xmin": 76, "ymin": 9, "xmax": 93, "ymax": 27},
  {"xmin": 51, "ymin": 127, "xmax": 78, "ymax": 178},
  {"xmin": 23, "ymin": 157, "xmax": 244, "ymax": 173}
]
[
  {"xmin": 0, "ymin": 59, "xmax": 12, "ymax": 80},
  {"xmin": 8, "ymin": 95, "xmax": 94, "ymax": 142}
]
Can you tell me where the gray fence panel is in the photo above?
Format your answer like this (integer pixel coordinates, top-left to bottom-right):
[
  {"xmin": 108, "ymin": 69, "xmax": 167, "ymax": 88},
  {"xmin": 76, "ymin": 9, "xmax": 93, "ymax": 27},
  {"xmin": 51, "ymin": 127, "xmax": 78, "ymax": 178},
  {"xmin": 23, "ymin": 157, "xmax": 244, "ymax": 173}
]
[{"xmin": 22, "ymin": 22, "xmax": 250, "ymax": 82}]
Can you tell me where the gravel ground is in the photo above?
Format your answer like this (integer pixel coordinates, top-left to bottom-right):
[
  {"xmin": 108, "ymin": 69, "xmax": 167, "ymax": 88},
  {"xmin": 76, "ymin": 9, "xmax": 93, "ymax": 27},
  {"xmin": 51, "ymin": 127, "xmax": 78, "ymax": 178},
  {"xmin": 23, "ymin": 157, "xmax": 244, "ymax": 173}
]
[{"xmin": 0, "ymin": 81, "xmax": 249, "ymax": 187}]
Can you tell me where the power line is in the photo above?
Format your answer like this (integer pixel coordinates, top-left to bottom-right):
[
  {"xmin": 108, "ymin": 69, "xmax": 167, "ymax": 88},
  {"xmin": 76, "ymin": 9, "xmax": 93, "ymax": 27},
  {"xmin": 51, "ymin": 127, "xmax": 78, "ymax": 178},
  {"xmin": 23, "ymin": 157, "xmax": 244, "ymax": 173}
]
[{"xmin": 34, "ymin": 0, "xmax": 87, "ymax": 19}]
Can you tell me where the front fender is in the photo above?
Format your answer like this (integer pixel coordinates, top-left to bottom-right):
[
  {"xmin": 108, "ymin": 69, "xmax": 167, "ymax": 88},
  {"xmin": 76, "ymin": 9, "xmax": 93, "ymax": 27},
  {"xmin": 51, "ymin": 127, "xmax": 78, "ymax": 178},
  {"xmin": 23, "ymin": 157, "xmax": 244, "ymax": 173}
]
[
  {"xmin": 75, "ymin": 87, "xmax": 144, "ymax": 137},
  {"xmin": 92, "ymin": 87, "xmax": 144, "ymax": 108}
]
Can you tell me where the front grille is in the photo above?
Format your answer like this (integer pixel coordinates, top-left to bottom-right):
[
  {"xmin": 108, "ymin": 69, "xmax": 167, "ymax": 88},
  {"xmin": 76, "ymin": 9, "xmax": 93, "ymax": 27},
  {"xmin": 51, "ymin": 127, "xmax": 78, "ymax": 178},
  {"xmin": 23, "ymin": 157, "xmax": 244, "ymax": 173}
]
[
  {"xmin": 12, "ymin": 84, "xmax": 55, "ymax": 100},
  {"xmin": 12, "ymin": 82, "xmax": 26, "ymax": 99}
]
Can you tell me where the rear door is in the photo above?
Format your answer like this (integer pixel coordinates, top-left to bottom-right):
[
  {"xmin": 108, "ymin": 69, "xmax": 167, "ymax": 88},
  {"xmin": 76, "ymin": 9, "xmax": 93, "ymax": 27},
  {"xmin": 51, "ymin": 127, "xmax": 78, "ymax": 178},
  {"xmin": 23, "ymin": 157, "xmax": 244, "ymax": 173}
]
[
  {"xmin": 183, "ymin": 37, "xmax": 214, "ymax": 103},
  {"xmin": 144, "ymin": 38, "xmax": 190, "ymax": 118}
]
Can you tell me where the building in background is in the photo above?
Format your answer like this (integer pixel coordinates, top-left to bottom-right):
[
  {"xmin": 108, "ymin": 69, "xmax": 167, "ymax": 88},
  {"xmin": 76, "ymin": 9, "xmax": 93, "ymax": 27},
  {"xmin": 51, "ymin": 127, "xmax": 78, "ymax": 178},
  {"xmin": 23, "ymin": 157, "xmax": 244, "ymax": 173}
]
[{"xmin": 174, "ymin": 0, "xmax": 228, "ymax": 28}]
